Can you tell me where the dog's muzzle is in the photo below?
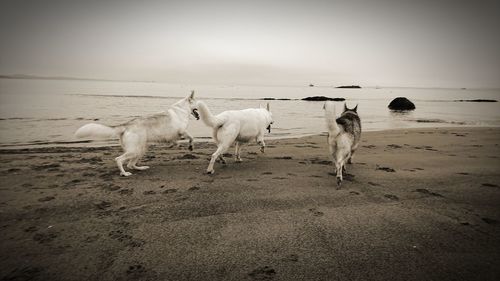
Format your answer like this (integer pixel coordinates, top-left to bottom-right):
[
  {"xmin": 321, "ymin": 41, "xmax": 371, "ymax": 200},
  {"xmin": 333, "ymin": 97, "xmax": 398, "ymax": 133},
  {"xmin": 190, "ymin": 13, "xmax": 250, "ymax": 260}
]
[
  {"xmin": 191, "ymin": 109, "xmax": 200, "ymax": 120},
  {"xmin": 266, "ymin": 124, "xmax": 271, "ymax": 133}
]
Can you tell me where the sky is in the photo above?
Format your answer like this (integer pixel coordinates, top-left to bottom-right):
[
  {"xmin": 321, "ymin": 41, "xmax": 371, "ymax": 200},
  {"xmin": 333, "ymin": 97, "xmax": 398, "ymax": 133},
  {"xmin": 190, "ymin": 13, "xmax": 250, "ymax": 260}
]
[{"xmin": 1, "ymin": 0, "xmax": 499, "ymax": 88}]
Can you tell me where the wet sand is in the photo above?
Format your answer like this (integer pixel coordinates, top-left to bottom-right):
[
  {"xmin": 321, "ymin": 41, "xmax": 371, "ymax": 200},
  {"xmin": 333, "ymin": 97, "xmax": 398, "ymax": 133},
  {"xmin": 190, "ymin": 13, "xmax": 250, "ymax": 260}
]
[{"xmin": 0, "ymin": 127, "xmax": 499, "ymax": 281}]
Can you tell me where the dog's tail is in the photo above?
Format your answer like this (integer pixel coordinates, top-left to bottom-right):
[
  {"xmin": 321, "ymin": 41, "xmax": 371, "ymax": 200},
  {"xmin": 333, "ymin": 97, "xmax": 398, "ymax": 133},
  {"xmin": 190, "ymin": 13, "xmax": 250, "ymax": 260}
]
[
  {"xmin": 75, "ymin": 123, "xmax": 123, "ymax": 139},
  {"xmin": 196, "ymin": 101, "xmax": 223, "ymax": 128},
  {"xmin": 324, "ymin": 101, "xmax": 340, "ymax": 136}
]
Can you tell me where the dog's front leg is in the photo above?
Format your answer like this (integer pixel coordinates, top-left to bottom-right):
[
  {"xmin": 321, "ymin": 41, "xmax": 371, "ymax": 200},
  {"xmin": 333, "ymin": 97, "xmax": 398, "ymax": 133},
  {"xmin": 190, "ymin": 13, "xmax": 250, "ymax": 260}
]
[
  {"xmin": 257, "ymin": 138, "xmax": 266, "ymax": 153},
  {"xmin": 347, "ymin": 151, "xmax": 355, "ymax": 164},
  {"xmin": 335, "ymin": 161, "xmax": 343, "ymax": 188},
  {"xmin": 181, "ymin": 132, "xmax": 194, "ymax": 151}
]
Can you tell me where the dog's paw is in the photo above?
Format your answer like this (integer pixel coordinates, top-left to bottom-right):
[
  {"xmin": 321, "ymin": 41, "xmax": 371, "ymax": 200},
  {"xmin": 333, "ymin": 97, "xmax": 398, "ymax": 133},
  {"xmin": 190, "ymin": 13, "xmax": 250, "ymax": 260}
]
[
  {"xmin": 336, "ymin": 177, "xmax": 342, "ymax": 187},
  {"xmin": 188, "ymin": 145, "xmax": 194, "ymax": 151},
  {"xmin": 260, "ymin": 147, "xmax": 265, "ymax": 153},
  {"xmin": 235, "ymin": 158, "xmax": 243, "ymax": 163},
  {"xmin": 206, "ymin": 169, "xmax": 214, "ymax": 175},
  {"xmin": 121, "ymin": 172, "xmax": 132, "ymax": 177}
]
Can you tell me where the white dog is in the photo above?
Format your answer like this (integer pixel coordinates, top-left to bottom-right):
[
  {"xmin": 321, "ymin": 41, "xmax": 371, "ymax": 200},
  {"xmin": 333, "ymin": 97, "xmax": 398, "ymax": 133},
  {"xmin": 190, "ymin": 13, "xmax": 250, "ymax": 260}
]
[
  {"xmin": 324, "ymin": 101, "xmax": 361, "ymax": 187},
  {"xmin": 193, "ymin": 101, "xmax": 273, "ymax": 174},
  {"xmin": 75, "ymin": 91, "xmax": 199, "ymax": 176}
]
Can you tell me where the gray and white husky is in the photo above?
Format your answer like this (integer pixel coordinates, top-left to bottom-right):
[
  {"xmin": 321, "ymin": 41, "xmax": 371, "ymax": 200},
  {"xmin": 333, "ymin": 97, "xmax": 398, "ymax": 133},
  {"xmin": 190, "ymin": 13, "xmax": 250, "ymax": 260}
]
[
  {"xmin": 75, "ymin": 91, "xmax": 199, "ymax": 176},
  {"xmin": 324, "ymin": 102, "xmax": 361, "ymax": 186}
]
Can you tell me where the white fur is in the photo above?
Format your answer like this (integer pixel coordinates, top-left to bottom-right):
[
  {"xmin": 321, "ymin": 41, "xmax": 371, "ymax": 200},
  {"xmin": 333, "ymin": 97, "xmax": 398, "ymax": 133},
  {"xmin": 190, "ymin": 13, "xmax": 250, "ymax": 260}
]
[
  {"xmin": 325, "ymin": 101, "xmax": 351, "ymax": 186},
  {"xmin": 75, "ymin": 123, "xmax": 117, "ymax": 139},
  {"xmin": 75, "ymin": 91, "xmax": 198, "ymax": 176},
  {"xmin": 195, "ymin": 101, "xmax": 273, "ymax": 174}
]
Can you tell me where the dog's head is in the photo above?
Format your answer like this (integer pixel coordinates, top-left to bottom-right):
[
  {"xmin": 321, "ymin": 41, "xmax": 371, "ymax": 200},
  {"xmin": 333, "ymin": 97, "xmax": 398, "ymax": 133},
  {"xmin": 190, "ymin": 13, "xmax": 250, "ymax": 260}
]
[
  {"xmin": 174, "ymin": 90, "xmax": 199, "ymax": 119},
  {"xmin": 187, "ymin": 91, "xmax": 200, "ymax": 120}
]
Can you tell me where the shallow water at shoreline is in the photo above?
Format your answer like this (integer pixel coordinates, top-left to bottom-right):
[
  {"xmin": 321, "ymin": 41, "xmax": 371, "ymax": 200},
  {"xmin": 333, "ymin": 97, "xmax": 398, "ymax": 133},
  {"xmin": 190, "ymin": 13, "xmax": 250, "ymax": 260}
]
[{"xmin": 1, "ymin": 78, "xmax": 499, "ymax": 148}]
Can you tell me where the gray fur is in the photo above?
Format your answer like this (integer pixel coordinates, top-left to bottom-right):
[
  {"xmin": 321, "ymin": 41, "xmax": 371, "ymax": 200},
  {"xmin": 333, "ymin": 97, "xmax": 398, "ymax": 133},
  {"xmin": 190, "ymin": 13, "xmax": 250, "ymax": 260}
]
[
  {"xmin": 336, "ymin": 107, "xmax": 362, "ymax": 152},
  {"xmin": 325, "ymin": 102, "xmax": 362, "ymax": 187}
]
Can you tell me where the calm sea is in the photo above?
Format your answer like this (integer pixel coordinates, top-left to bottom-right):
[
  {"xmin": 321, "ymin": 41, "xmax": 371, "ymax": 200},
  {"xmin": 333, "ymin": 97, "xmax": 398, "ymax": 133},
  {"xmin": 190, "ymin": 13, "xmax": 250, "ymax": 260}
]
[{"xmin": 0, "ymin": 78, "xmax": 499, "ymax": 148}]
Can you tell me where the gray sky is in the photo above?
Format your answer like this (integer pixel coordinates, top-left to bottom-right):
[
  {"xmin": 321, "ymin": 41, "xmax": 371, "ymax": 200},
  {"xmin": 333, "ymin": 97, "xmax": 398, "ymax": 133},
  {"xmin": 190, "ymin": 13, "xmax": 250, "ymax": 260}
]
[{"xmin": 1, "ymin": 0, "xmax": 499, "ymax": 87}]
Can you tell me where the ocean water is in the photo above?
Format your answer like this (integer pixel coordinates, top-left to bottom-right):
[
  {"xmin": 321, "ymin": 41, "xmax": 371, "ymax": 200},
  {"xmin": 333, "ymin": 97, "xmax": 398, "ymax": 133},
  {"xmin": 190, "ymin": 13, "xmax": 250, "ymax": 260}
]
[{"xmin": 0, "ymin": 78, "xmax": 499, "ymax": 148}]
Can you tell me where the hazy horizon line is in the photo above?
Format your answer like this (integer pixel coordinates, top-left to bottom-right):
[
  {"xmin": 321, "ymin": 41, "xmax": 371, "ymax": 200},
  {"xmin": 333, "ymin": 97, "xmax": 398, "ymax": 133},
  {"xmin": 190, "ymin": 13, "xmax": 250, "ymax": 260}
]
[{"xmin": 1, "ymin": 73, "xmax": 499, "ymax": 91}]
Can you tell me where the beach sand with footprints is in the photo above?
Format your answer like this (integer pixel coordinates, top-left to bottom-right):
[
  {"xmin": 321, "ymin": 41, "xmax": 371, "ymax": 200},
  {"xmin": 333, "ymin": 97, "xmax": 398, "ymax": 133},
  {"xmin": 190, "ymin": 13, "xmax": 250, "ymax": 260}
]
[{"xmin": 1, "ymin": 127, "xmax": 499, "ymax": 280}]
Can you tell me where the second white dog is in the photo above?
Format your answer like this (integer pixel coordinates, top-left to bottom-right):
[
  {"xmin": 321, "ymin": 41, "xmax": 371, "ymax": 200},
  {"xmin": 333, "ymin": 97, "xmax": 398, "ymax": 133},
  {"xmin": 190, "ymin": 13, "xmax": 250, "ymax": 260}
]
[{"xmin": 193, "ymin": 101, "xmax": 273, "ymax": 174}]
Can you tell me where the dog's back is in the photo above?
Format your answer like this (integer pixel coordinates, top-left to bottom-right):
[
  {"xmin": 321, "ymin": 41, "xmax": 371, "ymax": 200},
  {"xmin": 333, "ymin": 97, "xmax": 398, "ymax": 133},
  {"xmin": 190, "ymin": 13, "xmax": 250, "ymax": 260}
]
[{"xmin": 336, "ymin": 110, "xmax": 361, "ymax": 145}]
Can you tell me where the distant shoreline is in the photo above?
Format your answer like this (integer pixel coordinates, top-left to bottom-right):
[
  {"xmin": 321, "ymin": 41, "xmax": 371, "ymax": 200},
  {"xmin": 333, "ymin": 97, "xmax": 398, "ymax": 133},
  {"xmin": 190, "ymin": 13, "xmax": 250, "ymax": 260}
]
[{"xmin": 0, "ymin": 74, "xmax": 154, "ymax": 84}]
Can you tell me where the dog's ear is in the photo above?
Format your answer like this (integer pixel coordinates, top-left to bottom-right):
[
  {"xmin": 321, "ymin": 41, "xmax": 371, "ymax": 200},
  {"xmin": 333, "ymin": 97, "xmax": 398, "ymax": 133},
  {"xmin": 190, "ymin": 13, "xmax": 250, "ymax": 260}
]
[
  {"xmin": 353, "ymin": 104, "xmax": 358, "ymax": 112},
  {"xmin": 266, "ymin": 103, "xmax": 270, "ymax": 111},
  {"xmin": 189, "ymin": 90, "xmax": 195, "ymax": 101},
  {"xmin": 343, "ymin": 103, "xmax": 348, "ymax": 112}
]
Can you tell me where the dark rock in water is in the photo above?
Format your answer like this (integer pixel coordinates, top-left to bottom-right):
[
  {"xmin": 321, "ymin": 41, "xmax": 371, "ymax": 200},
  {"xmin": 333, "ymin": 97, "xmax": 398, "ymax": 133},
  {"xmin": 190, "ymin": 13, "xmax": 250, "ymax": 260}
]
[
  {"xmin": 455, "ymin": 99, "xmax": 497, "ymax": 102},
  {"xmin": 414, "ymin": 119, "xmax": 444, "ymax": 123},
  {"xmin": 388, "ymin": 97, "xmax": 416, "ymax": 110},
  {"xmin": 336, "ymin": 85, "xmax": 361, "ymax": 89},
  {"xmin": 302, "ymin": 96, "xmax": 345, "ymax": 101},
  {"xmin": 309, "ymin": 84, "xmax": 314, "ymax": 87}
]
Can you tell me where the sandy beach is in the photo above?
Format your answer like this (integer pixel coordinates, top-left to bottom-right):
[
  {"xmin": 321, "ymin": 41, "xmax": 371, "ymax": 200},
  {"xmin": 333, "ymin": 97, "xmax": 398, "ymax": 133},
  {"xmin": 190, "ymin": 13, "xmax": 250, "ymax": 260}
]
[{"xmin": 0, "ymin": 127, "xmax": 499, "ymax": 281}]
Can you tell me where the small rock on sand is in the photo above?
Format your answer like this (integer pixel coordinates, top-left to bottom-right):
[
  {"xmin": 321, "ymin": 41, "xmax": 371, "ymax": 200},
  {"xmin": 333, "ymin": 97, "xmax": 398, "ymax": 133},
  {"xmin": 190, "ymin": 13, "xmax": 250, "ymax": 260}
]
[
  {"xmin": 248, "ymin": 266, "xmax": 276, "ymax": 280},
  {"xmin": 376, "ymin": 166, "xmax": 395, "ymax": 172},
  {"xmin": 38, "ymin": 196, "xmax": 55, "ymax": 202},
  {"xmin": 384, "ymin": 194, "xmax": 399, "ymax": 200}
]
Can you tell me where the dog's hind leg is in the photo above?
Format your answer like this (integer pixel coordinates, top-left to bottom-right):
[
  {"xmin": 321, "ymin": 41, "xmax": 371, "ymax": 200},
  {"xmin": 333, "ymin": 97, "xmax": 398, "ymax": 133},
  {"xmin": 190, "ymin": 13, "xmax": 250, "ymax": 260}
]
[
  {"xmin": 334, "ymin": 149, "xmax": 347, "ymax": 187},
  {"xmin": 127, "ymin": 156, "xmax": 149, "ymax": 171},
  {"xmin": 342, "ymin": 152, "xmax": 351, "ymax": 173},
  {"xmin": 116, "ymin": 152, "xmax": 136, "ymax": 176},
  {"xmin": 207, "ymin": 144, "xmax": 231, "ymax": 174},
  {"xmin": 218, "ymin": 155, "xmax": 227, "ymax": 164},
  {"xmin": 348, "ymin": 142, "xmax": 359, "ymax": 164},
  {"xmin": 118, "ymin": 131, "xmax": 147, "ymax": 176},
  {"xmin": 130, "ymin": 140, "xmax": 149, "ymax": 170},
  {"xmin": 335, "ymin": 161, "xmax": 343, "ymax": 187},
  {"xmin": 347, "ymin": 149, "xmax": 356, "ymax": 164},
  {"xmin": 235, "ymin": 142, "xmax": 242, "ymax": 162},
  {"xmin": 207, "ymin": 125, "xmax": 238, "ymax": 174}
]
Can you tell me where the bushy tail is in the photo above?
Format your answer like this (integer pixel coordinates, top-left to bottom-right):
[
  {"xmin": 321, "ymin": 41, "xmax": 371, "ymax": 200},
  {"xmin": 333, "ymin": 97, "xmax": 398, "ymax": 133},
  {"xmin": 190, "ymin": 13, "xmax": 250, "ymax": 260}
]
[
  {"xmin": 196, "ymin": 101, "xmax": 223, "ymax": 128},
  {"xmin": 75, "ymin": 123, "xmax": 121, "ymax": 139},
  {"xmin": 324, "ymin": 101, "xmax": 340, "ymax": 136}
]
